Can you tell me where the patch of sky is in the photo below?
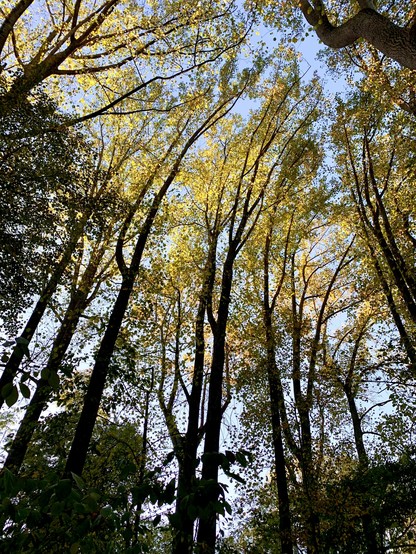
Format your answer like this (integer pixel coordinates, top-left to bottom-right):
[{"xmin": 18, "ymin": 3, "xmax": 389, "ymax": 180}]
[{"xmin": 233, "ymin": 18, "xmax": 349, "ymax": 121}]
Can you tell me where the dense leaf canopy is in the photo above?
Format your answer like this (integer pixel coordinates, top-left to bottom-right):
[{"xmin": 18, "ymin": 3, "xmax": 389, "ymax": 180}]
[{"xmin": 0, "ymin": 1, "xmax": 415, "ymax": 553}]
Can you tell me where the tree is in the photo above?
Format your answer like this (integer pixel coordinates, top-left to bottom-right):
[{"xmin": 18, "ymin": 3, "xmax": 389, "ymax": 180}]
[
  {"xmin": 2, "ymin": 1, "xmax": 416, "ymax": 550},
  {"xmin": 294, "ymin": 0, "xmax": 416, "ymax": 70},
  {"xmin": 0, "ymin": 0, "xmax": 252, "ymax": 122},
  {"xmin": 0, "ymin": 88, "xmax": 90, "ymax": 325},
  {"xmin": 64, "ymin": 68, "xmax": 249, "ymax": 479},
  {"xmin": 333, "ymin": 95, "xmax": 416, "ymax": 376},
  {"xmin": 195, "ymin": 60, "xmax": 322, "ymax": 552},
  {"xmin": 0, "ymin": 91, "xmax": 107, "ymax": 410}
]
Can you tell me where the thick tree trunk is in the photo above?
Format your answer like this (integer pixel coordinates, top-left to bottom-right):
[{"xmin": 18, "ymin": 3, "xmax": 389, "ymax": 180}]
[{"xmin": 298, "ymin": 2, "xmax": 416, "ymax": 70}]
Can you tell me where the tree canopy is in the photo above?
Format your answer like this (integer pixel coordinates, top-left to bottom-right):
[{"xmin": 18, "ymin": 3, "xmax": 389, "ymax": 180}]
[{"xmin": 1, "ymin": 1, "xmax": 415, "ymax": 553}]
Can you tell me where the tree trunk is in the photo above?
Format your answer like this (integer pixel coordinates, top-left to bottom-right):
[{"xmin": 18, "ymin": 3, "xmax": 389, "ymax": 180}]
[
  {"xmin": 290, "ymin": 261, "xmax": 321, "ymax": 554},
  {"xmin": 172, "ymin": 244, "xmax": 217, "ymax": 554},
  {"xmin": 344, "ymin": 384, "xmax": 380, "ymax": 554},
  {"xmin": 0, "ymin": 218, "xmax": 86, "ymax": 410},
  {"xmin": 196, "ymin": 253, "xmax": 234, "ymax": 552},
  {"xmin": 262, "ymin": 227, "xmax": 294, "ymax": 554},
  {"xmin": 264, "ymin": 310, "xmax": 294, "ymax": 553},
  {"xmin": 298, "ymin": 3, "xmax": 416, "ymax": 70},
  {"xmin": 3, "ymin": 241, "xmax": 107, "ymax": 471}
]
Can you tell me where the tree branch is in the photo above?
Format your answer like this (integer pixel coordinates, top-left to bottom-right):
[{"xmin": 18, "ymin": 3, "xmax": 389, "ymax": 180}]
[{"xmin": 298, "ymin": 2, "xmax": 416, "ymax": 70}]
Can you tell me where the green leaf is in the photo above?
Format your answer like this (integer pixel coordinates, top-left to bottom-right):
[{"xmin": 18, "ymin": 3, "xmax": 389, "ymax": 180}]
[
  {"xmin": 50, "ymin": 500, "xmax": 65, "ymax": 516},
  {"xmin": 1, "ymin": 382, "xmax": 13, "ymax": 399},
  {"xmin": 224, "ymin": 470, "xmax": 245, "ymax": 485},
  {"xmin": 163, "ymin": 478, "xmax": 176, "ymax": 504},
  {"xmin": 48, "ymin": 370, "xmax": 60, "ymax": 390},
  {"xmin": 41, "ymin": 367, "xmax": 50, "ymax": 380},
  {"xmin": 16, "ymin": 337, "xmax": 30, "ymax": 359},
  {"xmin": 83, "ymin": 493, "xmax": 99, "ymax": 512},
  {"xmin": 56, "ymin": 479, "xmax": 72, "ymax": 500},
  {"xmin": 71, "ymin": 472, "xmax": 85, "ymax": 491},
  {"xmin": 2, "ymin": 340, "xmax": 14, "ymax": 347},
  {"xmin": 19, "ymin": 382, "xmax": 31, "ymax": 399},
  {"xmin": 225, "ymin": 450, "xmax": 236, "ymax": 463},
  {"xmin": 5, "ymin": 385, "xmax": 18, "ymax": 407},
  {"xmin": 74, "ymin": 502, "xmax": 87, "ymax": 514},
  {"xmin": 100, "ymin": 505, "xmax": 113, "ymax": 517}
]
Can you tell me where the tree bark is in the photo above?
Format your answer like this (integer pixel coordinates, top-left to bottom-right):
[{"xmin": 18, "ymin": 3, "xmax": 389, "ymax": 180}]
[
  {"xmin": 264, "ymin": 312, "xmax": 294, "ymax": 553},
  {"xmin": 343, "ymin": 384, "xmax": 380, "ymax": 554},
  {"xmin": 0, "ymin": 218, "xmax": 87, "ymax": 410},
  {"xmin": 171, "ymin": 241, "xmax": 217, "ymax": 554},
  {"xmin": 196, "ymin": 249, "xmax": 236, "ymax": 552},
  {"xmin": 290, "ymin": 257, "xmax": 321, "ymax": 554},
  {"xmin": 298, "ymin": 2, "xmax": 416, "ymax": 70},
  {"xmin": 3, "ymin": 241, "xmax": 107, "ymax": 472},
  {"xmin": 263, "ymin": 227, "xmax": 293, "ymax": 554}
]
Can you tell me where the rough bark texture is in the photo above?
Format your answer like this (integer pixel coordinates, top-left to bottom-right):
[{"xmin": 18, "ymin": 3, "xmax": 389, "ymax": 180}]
[{"xmin": 298, "ymin": 2, "xmax": 416, "ymax": 70}]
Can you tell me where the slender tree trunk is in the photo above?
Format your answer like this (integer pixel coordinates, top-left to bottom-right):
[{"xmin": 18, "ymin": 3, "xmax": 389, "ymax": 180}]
[
  {"xmin": 172, "ymin": 244, "xmax": 217, "ymax": 554},
  {"xmin": 344, "ymin": 385, "xmax": 380, "ymax": 554},
  {"xmin": 0, "ymin": 219, "xmax": 86, "ymax": 410},
  {"xmin": 132, "ymin": 367, "xmax": 154, "ymax": 546},
  {"xmin": 196, "ymin": 252, "xmax": 235, "ymax": 552},
  {"xmin": 264, "ymin": 310, "xmax": 294, "ymax": 554},
  {"xmin": 262, "ymin": 221, "xmax": 294, "ymax": 553},
  {"xmin": 3, "ymin": 242, "xmax": 107, "ymax": 471},
  {"xmin": 290, "ymin": 261, "xmax": 321, "ymax": 554},
  {"xmin": 64, "ymin": 267, "xmax": 139, "ymax": 476},
  {"xmin": 367, "ymin": 238, "xmax": 416, "ymax": 376}
]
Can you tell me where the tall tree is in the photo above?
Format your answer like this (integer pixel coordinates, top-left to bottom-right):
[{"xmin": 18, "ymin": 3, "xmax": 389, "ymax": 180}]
[
  {"xmin": 64, "ymin": 72, "xmax": 248, "ymax": 478},
  {"xmin": 195, "ymin": 62, "xmax": 321, "ymax": 552},
  {"xmin": 334, "ymin": 97, "xmax": 416, "ymax": 376},
  {"xmin": 0, "ymin": 0, "xmax": 252, "ymax": 121}
]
